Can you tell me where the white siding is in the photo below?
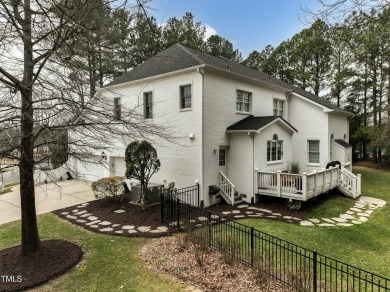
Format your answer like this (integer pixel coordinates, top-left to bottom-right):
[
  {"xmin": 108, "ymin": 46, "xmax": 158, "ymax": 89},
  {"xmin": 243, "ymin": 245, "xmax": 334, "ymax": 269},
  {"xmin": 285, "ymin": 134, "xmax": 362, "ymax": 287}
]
[
  {"xmin": 202, "ymin": 71, "xmax": 287, "ymax": 206},
  {"xmin": 289, "ymin": 95, "xmax": 329, "ymax": 172}
]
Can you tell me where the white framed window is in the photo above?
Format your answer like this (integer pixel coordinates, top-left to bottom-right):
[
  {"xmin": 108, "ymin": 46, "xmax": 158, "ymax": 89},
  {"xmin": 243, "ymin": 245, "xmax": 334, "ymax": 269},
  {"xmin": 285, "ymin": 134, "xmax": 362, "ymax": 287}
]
[
  {"xmin": 308, "ymin": 140, "xmax": 320, "ymax": 164},
  {"xmin": 219, "ymin": 149, "xmax": 226, "ymax": 166},
  {"xmin": 113, "ymin": 97, "xmax": 121, "ymax": 120},
  {"xmin": 236, "ymin": 90, "xmax": 251, "ymax": 113},
  {"xmin": 273, "ymin": 99, "xmax": 284, "ymax": 117},
  {"xmin": 144, "ymin": 92, "xmax": 153, "ymax": 119},
  {"xmin": 330, "ymin": 133, "xmax": 334, "ymax": 160},
  {"xmin": 180, "ymin": 85, "xmax": 191, "ymax": 109},
  {"xmin": 267, "ymin": 134, "xmax": 283, "ymax": 162}
]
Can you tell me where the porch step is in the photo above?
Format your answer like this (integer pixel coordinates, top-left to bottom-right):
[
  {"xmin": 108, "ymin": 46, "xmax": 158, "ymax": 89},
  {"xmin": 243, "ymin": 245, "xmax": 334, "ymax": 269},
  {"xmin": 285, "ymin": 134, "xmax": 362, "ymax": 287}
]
[{"xmin": 234, "ymin": 192, "xmax": 244, "ymax": 205}]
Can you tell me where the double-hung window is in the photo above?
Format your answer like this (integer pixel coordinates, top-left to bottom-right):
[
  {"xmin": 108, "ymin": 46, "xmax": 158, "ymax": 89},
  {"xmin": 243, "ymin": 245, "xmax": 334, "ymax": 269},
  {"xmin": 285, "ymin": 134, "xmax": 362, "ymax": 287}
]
[
  {"xmin": 273, "ymin": 99, "xmax": 284, "ymax": 117},
  {"xmin": 308, "ymin": 140, "xmax": 320, "ymax": 164},
  {"xmin": 236, "ymin": 90, "xmax": 251, "ymax": 113},
  {"xmin": 144, "ymin": 92, "xmax": 153, "ymax": 119},
  {"xmin": 113, "ymin": 97, "xmax": 121, "ymax": 120},
  {"xmin": 180, "ymin": 85, "xmax": 191, "ymax": 109},
  {"xmin": 267, "ymin": 134, "xmax": 283, "ymax": 162}
]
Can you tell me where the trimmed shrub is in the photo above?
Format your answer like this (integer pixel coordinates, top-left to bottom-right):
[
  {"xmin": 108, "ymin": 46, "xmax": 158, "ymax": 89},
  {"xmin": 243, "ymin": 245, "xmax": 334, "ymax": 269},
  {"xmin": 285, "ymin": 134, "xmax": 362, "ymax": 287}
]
[{"xmin": 92, "ymin": 176, "xmax": 125, "ymax": 202}]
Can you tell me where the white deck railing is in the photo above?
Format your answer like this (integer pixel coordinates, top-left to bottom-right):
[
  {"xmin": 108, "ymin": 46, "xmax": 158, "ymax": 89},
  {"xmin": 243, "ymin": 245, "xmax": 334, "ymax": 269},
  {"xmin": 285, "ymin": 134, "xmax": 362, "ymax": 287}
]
[
  {"xmin": 219, "ymin": 170, "xmax": 235, "ymax": 205},
  {"xmin": 256, "ymin": 166, "xmax": 360, "ymax": 201}
]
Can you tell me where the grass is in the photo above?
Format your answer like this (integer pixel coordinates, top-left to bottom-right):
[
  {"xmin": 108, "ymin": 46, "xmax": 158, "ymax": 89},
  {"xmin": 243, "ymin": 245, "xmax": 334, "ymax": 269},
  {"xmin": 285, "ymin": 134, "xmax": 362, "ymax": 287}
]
[
  {"xmin": 0, "ymin": 182, "xmax": 19, "ymax": 195},
  {"xmin": 0, "ymin": 214, "xmax": 188, "ymax": 292},
  {"xmin": 239, "ymin": 166, "xmax": 390, "ymax": 278}
]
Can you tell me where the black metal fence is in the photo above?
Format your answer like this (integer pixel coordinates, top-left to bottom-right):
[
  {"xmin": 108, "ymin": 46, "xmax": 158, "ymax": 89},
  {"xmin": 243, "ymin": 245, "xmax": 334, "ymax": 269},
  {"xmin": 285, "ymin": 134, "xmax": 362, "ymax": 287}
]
[
  {"xmin": 161, "ymin": 192, "xmax": 390, "ymax": 292},
  {"xmin": 162, "ymin": 183, "xmax": 200, "ymax": 208}
]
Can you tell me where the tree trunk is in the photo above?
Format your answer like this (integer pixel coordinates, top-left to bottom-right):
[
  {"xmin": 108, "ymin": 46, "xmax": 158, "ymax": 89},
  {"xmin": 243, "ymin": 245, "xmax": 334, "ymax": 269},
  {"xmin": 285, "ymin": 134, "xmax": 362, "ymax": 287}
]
[{"xmin": 20, "ymin": 0, "xmax": 40, "ymax": 255}]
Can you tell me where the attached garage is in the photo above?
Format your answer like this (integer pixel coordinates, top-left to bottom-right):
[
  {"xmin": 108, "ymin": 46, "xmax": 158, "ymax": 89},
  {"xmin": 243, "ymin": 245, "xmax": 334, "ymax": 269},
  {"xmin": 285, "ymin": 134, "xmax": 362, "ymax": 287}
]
[{"xmin": 75, "ymin": 156, "xmax": 107, "ymax": 182}]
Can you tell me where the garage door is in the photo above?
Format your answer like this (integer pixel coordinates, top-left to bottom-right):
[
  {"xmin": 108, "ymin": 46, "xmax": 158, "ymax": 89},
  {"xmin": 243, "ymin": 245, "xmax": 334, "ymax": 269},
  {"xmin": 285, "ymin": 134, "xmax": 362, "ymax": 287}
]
[
  {"xmin": 111, "ymin": 157, "xmax": 126, "ymax": 177},
  {"xmin": 76, "ymin": 157, "xmax": 106, "ymax": 182}
]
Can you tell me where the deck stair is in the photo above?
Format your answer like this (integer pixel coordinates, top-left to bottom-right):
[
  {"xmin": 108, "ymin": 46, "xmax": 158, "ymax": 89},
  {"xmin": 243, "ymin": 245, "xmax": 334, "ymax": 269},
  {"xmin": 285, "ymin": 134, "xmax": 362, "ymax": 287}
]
[{"xmin": 219, "ymin": 170, "xmax": 243, "ymax": 206}]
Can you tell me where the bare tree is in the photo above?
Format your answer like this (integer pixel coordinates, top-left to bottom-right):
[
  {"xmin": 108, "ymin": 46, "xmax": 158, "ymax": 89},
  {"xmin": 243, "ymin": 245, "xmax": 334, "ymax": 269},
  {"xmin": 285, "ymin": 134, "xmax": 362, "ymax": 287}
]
[{"xmin": 0, "ymin": 0, "xmax": 168, "ymax": 255}]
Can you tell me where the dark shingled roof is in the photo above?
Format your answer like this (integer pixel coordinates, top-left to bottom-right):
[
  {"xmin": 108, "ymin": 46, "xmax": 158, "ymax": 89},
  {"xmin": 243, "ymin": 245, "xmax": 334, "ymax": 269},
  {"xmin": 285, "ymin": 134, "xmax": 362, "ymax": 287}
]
[
  {"xmin": 106, "ymin": 44, "xmax": 350, "ymax": 114},
  {"xmin": 335, "ymin": 139, "xmax": 352, "ymax": 148},
  {"xmin": 226, "ymin": 115, "xmax": 297, "ymax": 132}
]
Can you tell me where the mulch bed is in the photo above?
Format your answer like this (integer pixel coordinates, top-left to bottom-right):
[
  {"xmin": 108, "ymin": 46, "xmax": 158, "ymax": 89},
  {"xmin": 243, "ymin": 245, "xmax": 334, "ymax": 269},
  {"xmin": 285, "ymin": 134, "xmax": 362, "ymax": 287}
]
[
  {"xmin": 53, "ymin": 192, "xmax": 176, "ymax": 238},
  {"xmin": 0, "ymin": 240, "xmax": 82, "ymax": 292}
]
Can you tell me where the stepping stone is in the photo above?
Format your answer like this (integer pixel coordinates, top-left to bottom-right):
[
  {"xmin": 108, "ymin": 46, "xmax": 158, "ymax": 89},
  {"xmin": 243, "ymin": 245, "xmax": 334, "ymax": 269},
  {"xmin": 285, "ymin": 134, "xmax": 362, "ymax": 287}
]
[
  {"xmin": 80, "ymin": 213, "xmax": 92, "ymax": 218},
  {"xmin": 359, "ymin": 217, "xmax": 368, "ymax": 222},
  {"xmin": 100, "ymin": 227, "xmax": 113, "ymax": 232},
  {"xmin": 190, "ymin": 220, "xmax": 196, "ymax": 223},
  {"xmin": 76, "ymin": 205, "xmax": 86, "ymax": 208},
  {"xmin": 237, "ymin": 204, "xmax": 249, "ymax": 208},
  {"xmin": 309, "ymin": 218, "xmax": 320, "ymax": 223},
  {"xmin": 122, "ymin": 225, "xmax": 135, "ymax": 230},
  {"xmin": 318, "ymin": 223, "xmax": 335, "ymax": 227},
  {"xmin": 248, "ymin": 214, "xmax": 262, "ymax": 217},
  {"xmin": 86, "ymin": 220, "xmax": 100, "ymax": 226},
  {"xmin": 115, "ymin": 230, "xmax": 124, "ymax": 234},
  {"xmin": 99, "ymin": 221, "xmax": 112, "ymax": 226},
  {"xmin": 337, "ymin": 223, "xmax": 353, "ymax": 227},
  {"xmin": 300, "ymin": 221, "xmax": 314, "ymax": 226},
  {"xmin": 81, "ymin": 203, "xmax": 89, "ymax": 206},
  {"xmin": 157, "ymin": 226, "xmax": 168, "ymax": 232},
  {"xmin": 292, "ymin": 217, "xmax": 301, "ymax": 221},
  {"xmin": 357, "ymin": 213, "xmax": 370, "ymax": 217},
  {"xmin": 246, "ymin": 211, "xmax": 254, "ymax": 214},
  {"xmin": 150, "ymin": 230, "xmax": 163, "ymax": 233},
  {"xmin": 248, "ymin": 207, "xmax": 259, "ymax": 210},
  {"xmin": 283, "ymin": 216, "xmax": 292, "ymax": 220},
  {"xmin": 61, "ymin": 212, "xmax": 69, "ymax": 215},
  {"xmin": 114, "ymin": 209, "xmax": 126, "ymax": 213},
  {"xmin": 90, "ymin": 225, "xmax": 99, "ymax": 228},
  {"xmin": 76, "ymin": 220, "xmax": 87, "ymax": 223},
  {"xmin": 222, "ymin": 211, "xmax": 231, "ymax": 215},
  {"xmin": 234, "ymin": 215, "xmax": 245, "ymax": 218},
  {"xmin": 322, "ymin": 218, "xmax": 334, "ymax": 223},
  {"xmin": 232, "ymin": 210, "xmax": 241, "ymax": 214},
  {"xmin": 332, "ymin": 218, "xmax": 347, "ymax": 223},
  {"xmin": 352, "ymin": 220, "xmax": 362, "ymax": 224},
  {"xmin": 72, "ymin": 209, "xmax": 79, "ymax": 213},
  {"xmin": 366, "ymin": 210, "xmax": 374, "ymax": 215},
  {"xmin": 211, "ymin": 214, "xmax": 219, "ymax": 219},
  {"xmin": 138, "ymin": 226, "xmax": 151, "ymax": 232},
  {"xmin": 198, "ymin": 216, "xmax": 208, "ymax": 221},
  {"xmin": 256, "ymin": 213, "xmax": 264, "ymax": 216},
  {"xmin": 259, "ymin": 208, "xmax": 272, "ymax": 213},
  {"xmin": 369, "ymin": 205, "xmax": 378, "ymax": 209},
  {"xmin": 128, "ymin": 230, "xmax": 137, "ymax": 234},
  {"xmin": 360, "ymin": 197, "xmax": 386, "ymax": 207},
  {"xmin": 112, "ymin": 224, "xmax": 120, "ymax": 227},
  {"xmin": 266, "ymin": 216, "xmax": 277, "ymax": 219},
  {"xmin": 346, "ymin": 211, "xmax": 354, "ymax": 215},
  {"xmin": 340, "ymin": 214, "xmax": 355, "ymax": 220},
  {"xmin": 350, "ymin": 208, "xmax": 362, "ymax": 212},
  {"xmin": 66, "ymin": 215, "xmax": 77, "ymax": 220},
  {"xmin": 88, "ymin": 216, "xmax": 98, "ymax": 221},
  {"xmin": 355, "ymin": 204, "xmax": 366, "ymax": 209},
  {"xmin": 169, "ymin": 222, "xmax": 178, "ymax": 226},
  {"xmin": 75, "ymin": 210, "xmax": 87, "ymax": 215},
  {"xmin": 272, "ymin": 213, "xmax": 282, "ymax": 216}
]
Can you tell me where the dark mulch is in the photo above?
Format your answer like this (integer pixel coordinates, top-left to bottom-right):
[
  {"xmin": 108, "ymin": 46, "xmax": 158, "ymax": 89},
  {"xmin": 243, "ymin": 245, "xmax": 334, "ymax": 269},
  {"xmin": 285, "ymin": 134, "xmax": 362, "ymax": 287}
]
[
  {"xmin": 0, "ymin": 240, "xmax": 82, "ymax": 292},
  {"xmin": 53, "ymin": 192, "xmax": 176, "ymax": 238}
]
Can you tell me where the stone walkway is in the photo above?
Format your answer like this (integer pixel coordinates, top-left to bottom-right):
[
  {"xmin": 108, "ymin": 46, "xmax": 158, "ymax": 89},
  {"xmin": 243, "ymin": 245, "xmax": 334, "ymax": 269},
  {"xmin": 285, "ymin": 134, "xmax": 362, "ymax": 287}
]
[
  {"xmin": 60, "ymin": 203, "xmax": 169, "ymax": 235},
  {"xmin": 212, "ymin": 196, "xmax": 386, "ymax": 228}
]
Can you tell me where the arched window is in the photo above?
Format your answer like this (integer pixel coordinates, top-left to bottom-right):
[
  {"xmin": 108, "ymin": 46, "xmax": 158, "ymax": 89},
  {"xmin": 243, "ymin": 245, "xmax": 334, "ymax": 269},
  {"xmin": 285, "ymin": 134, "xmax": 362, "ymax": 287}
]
[
  {"xmin": 267, "ymin": 134, "xmax": 283, "ymax": 162},
  {"xmin": 330, "ymin": 133, "xmax": 334, "ymax": 160}
]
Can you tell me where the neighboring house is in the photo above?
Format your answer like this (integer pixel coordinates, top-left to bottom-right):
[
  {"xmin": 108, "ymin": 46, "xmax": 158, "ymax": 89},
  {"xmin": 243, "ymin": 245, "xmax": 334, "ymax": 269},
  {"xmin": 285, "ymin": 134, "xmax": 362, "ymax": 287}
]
[{"xmin": 74, "ymin": 44, "xmax": 358, "ymax": 207}]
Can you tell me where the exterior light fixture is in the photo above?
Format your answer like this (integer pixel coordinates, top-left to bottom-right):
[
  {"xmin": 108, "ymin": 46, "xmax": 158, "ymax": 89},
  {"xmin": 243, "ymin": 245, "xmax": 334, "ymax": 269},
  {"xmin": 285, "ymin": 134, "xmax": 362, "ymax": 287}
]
[{"xmin": 101, "ymin": 151, "xmax": 107, "ymax": 161}]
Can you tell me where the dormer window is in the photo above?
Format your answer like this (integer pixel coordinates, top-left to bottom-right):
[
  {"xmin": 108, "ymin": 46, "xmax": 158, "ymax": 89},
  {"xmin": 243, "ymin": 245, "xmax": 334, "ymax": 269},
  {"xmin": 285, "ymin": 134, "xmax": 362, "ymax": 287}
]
[
  {"xmin": 236, "ymin": 90, "xmax": 251, "ymax": 113},
  {"xmin": 273, "ymin": 99, "xmax": 284, "ymax": 117}
]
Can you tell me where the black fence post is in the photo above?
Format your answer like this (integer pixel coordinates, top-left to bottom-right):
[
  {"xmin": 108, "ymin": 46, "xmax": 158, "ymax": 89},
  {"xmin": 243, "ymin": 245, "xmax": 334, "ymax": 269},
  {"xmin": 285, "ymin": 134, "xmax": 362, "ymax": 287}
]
[
  {"xmin": 197, "ymin": 183, "xmax": 200, "ymax": 207},
  {"xmin": 176, "ymin": 198, "xmax": 180, "ymax": 230},
  {"xmin": 208, "ymin": 211, "xmax": 212, "ymax": 247},
  {"xmin": 313, "ymin": 250, "xmax": 317, "ymax": 292},
  {"xmin": 251, "ymin": 227, "xmax": 254, "ymax": 267},
  {"xmin": 160, "ymin": 191, "xmax": 164, "ymax": 223}
]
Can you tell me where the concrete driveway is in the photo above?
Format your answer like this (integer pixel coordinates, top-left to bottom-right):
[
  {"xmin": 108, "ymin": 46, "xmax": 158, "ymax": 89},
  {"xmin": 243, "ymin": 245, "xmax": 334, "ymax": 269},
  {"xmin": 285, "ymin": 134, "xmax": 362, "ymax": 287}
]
[{"xmin": 0, "ymin": 180, "xmax": 96, "ymax": 225}]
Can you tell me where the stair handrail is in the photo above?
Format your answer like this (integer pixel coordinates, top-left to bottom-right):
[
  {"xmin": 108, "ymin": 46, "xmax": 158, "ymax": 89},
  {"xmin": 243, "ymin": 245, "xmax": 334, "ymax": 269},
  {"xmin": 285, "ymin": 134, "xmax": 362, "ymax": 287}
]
[
  {"xmin": 339, "ymin": 167, "xmax": 361, "ymax": 198},
  {"xmin": 219, "ymin": 170, "xmax": 235, "ymax": 205}
]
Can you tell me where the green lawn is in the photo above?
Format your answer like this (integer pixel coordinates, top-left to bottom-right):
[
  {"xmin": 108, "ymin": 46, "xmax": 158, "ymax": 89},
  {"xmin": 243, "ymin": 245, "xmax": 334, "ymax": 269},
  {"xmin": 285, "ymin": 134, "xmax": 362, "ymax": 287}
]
[
  {"xmin": 0, "ymin": 214, "xmax": 187, "ymax": 291},
  {"xmin": 0, "ymin": 182, "xmax": 19, "ymax": 195},
  {"xmin": 239, "ymin": 167, "xmax": 390, "ymax": 278}
]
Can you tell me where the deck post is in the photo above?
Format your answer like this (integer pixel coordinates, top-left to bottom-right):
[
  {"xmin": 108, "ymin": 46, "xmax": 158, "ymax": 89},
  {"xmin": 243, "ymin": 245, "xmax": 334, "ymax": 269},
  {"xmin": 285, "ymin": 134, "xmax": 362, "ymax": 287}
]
[
  {"xmin": 321, "ymin": 168, "xmax": 326, "ymax": 193},
  {"xmin": 329, "ymin": 166, "xmax": 333, "ymax": 189},
  {"xmin": 313, "ymin": 170, "xmax": 318, "ymax": 197},
  {"xmin": 357, "ymin": 174, "xmax": 362, "ymax": 197},
  {"xmin": 302, "ymin": 173, "xmax": 307, "ymax": 201},
  {"xmin": 277, "ymin": 170, "xmax": 282, "ymax": 197}
]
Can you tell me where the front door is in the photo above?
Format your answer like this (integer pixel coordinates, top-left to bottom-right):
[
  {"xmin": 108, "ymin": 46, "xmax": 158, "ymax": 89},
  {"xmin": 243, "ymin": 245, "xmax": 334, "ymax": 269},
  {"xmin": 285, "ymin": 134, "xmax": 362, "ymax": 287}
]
[{"xmin": 219, "ymin": 146, "xmax": 228, "ymax": 175}]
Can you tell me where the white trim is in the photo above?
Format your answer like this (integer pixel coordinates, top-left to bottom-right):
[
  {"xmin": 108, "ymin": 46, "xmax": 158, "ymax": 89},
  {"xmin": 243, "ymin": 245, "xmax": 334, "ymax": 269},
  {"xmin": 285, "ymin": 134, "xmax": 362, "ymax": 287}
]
[{"xmin": 267, "ymin": 160, "xmax": 283, "ymax": 165}]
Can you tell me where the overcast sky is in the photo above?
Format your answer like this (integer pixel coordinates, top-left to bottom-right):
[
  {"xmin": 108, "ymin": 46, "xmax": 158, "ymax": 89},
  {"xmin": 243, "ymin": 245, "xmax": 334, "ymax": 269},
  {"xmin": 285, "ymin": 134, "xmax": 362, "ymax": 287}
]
[{"xmin": 152, "ymin": 0, "xmax": 323, "ymax": 59}]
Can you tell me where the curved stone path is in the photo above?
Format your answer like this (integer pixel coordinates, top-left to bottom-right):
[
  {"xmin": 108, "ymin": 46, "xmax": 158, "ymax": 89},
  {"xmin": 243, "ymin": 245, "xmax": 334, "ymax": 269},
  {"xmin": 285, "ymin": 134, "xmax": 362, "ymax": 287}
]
[{"xmin": 60, "ymin": 203, "xmax": 169, "ymax": 235}]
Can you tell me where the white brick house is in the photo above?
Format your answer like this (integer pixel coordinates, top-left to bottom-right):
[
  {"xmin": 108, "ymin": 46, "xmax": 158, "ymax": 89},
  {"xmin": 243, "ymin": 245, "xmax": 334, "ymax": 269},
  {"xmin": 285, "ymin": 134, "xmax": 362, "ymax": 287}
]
[{"xmin": 75, "ymin": 44, "xmax": 358, "ymax": 207}]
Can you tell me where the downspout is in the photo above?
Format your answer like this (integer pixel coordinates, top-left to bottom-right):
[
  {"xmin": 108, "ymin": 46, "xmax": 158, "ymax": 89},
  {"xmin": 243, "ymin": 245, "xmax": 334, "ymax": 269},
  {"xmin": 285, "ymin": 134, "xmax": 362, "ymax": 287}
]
[
  {"xmin": 197, "ymin": 67, "xmax": 205, "ymax": 207},
  {"xmin": 249, "ymin": 132, "xmax": 255, "ymax": 204}
]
